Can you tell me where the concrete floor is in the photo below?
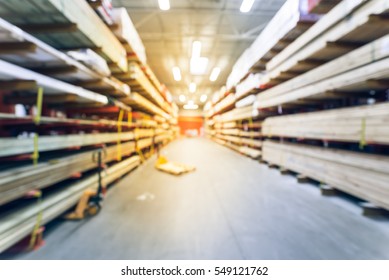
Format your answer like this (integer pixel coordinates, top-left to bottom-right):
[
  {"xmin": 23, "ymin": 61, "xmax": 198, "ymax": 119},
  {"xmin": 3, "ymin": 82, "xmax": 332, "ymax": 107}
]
[{"xmin": 4, "ymin": 137, "xmax": 389, "ymax": 260}]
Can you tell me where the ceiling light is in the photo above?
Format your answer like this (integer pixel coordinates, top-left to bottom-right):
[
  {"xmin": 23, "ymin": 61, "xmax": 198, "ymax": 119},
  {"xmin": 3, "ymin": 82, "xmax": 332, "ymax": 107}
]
[
  {"xmin": 189, "ymin": 82, "xmax": 196, "ymax": 93},
  {"xmin": 179, "ymin": 94, "xmax": 186, "ymax": 102},
  {"xmin": 240, "ymin": 0, "xmax": 255, "ymax": 13},
  {"xmin": 172, "ymin": 66, "xmax": 181, "ymax": 81},
  {"xmin": 190, "ymin": 57, "xmax": 208, "ymax": 75},
  {"xmin": 158, "ymin": 0, "xmax": 170, "ymax": 11},
  {"xmin": 209, "ymin": 67, "xmax": 221, "ymax": 82},
  {"xmin": 200, "ymin": 94, "xmax": 207, "ymax": 103},
  {"xmin": 184, "ymin": 101, "xmax": 199, "ymax": 110},
  {"xmin": 192, "ymin": 41, "xmax": 202, "ymax": 58}
]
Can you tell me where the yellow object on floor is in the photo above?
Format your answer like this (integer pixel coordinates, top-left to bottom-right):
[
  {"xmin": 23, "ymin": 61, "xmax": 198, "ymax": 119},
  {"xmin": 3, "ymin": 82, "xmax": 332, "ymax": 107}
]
[
  {"xmin": 155, "ymin": 155, "xmax": 196, "ymax": 176},
  {"xmin": 64, "ymin": 189, "xmax": 100, "ymax": 220}
]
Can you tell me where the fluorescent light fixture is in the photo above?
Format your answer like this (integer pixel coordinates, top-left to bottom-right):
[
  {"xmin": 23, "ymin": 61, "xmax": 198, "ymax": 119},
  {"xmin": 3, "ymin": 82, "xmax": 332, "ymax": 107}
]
[
  {"xmin": 190, "ymin": 57, "xmax": 208, "ymax": 75},
  {"xmin": 172, "ymin": 66, "xmax": 181, "ymax": 81},
  {"xmin": 184, "ymin": 101, "xmax": 199, "ymax": 110},
  {"xmin": 192, "ymin": 41, "xmax": 202, "ymax": 58},
  {"xmin": 240, "ymin": 0, "xmax": 255, "ymax": 13},
  {"xmin": 209, "ymin": 67, "xmax": 221, "ymax": 82},
  {"xmin": 158, "ymin": 0, "xmax": 170, "ymax": 10},
  {"xmin": 200, "ymin": 94, "xmax": 207, "ymax": 103},
  {"xmin": 189, "ymin": 82, "xmax": 196, "ymax": 93},
  {"xmin": 179, "ymin": 94, "xmax": 186, "ymax": 102}
]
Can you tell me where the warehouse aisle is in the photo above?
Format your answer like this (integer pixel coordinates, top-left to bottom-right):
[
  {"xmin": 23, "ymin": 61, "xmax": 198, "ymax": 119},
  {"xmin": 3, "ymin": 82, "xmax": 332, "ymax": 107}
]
[{"xmin": 6, "ymin": 138, "xmax": 389, "ymax": 260}]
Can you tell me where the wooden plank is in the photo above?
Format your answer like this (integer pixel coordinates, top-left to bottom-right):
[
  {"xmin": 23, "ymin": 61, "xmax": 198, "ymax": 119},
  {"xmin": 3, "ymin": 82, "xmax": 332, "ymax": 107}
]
[
  {"xmin": 0, "ymin": 132, "xmax": 136, "ymax": 157},
  {"xmin": 0, "ymin": 113, "xmax": 138, "ymax": 128},
  {"xmin": 115, "ymin": 63, "xmax": 170, "ymax": 114},
  {"xmin": 262, "ymin": 102, "xmax": 389, "ymax": 145},
  {"xmin": 0, "ymin": 0, "xmax": 128, "ymax": 72},
  {"xmin": 262, "ymin": 140, "xmax": 389, "ymax": 210},
  {"xmin": 257, "ymin": 55, "xmax": 389, "ymax": 108},
  {"xmin": 216, "ymin": 134, "xmax": 262, "ymax": 148},
  {"xmin": 0, "ymin": 17, "xmax": 132, "ymax": 102},
  {"xmin": 0, "ymin": 59, "xmax": 109, "ymax": 105},
  {"xmin": 226, "ymin": 0, "xmax": 320, "ymax": 89},
  {"xmin": 258, "ymin": 33, "xmax": 389, "ymax": 108},
  {"xmin": 120, "ymin": 92, "xmax": 171, "ymax": 120},
  {"xmin": 266, "ymin": 0, "xmax": 389, "ymax": 83},
  {"xmin": 0, "ymin": 155, "xmax": 141, "ymax": 254},
  {"xmin": 0, "ymin": 141, "xmax": 136, "ymax": 206}
]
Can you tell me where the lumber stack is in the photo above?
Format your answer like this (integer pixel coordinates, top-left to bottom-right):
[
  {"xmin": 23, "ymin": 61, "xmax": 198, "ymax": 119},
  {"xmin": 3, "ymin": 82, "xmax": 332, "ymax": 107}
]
[
  {"xmin": 111, "ymin": 8, "xmax": 147, "ymax": 64},
  {"xmin": 120, "ymin": 92, "xmax": 171, "ymax": 119},
  {"xmin": 262, "ymin": 141, "xmax": 389, "ymax": 210},
  {"xmin": 0, "ymin": 142, "xmax": 136, "ymax": 206},
  {"xmin": 0, "ymin": 132, "xmax": 135, "ymax": 158},
  {"xmin": 264, "ymin": 0, "xmax": 389, "ymax": 86},
  {"xmin": 115, "ymin": 63, "xmax": 170, "ymax": 113},
  {"xmin": 0, "ymin": 155, "xmax": 141, "ymax": 254},
  {"xmin": 0, "ymin": 4, "xmax": 178, "ymax": 255},
  {"xmin": 206, "ymin": 0, "xmax": 389, "ymax": 215},
  {"xmin": 227, "ymin": 0, "xmax": 320, "ymax": 89},
  {"xmin": 235, "ymin": 73, "xmax": 262, "ymax": 100},
  {"xmin": 262, "ymin": 102, "xmax": 389, "ymax": 144},
  {"xmin": 0, "ymin": 0, "xmax": 128, "ymax": 73}
]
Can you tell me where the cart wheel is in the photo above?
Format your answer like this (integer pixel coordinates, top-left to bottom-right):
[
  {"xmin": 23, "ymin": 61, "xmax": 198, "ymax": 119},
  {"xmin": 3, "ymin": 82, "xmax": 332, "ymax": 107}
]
[{"xmin": 87, "ymin": 204, "xmax": 101, "ymax": 216}]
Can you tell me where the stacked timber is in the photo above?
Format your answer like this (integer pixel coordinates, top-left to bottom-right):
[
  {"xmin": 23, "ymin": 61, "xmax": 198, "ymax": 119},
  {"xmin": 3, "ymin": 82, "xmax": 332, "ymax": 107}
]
[
  {"xmin": 214, "ymin": 105, "xmax": 260, "ymax": 123},
  {"xmin": 262, "ymin": 102, "xmax": 389, "ymax": 144},
  {"xmin": 0, "ymin": 155, "xmax": 141, "ymax": 254},
  {"xmin": 0, "ymin": 1, "xmax": 178, "ymax": 256},
  {"xmin": 227, "ymin": 0, "xmax": 320, "ymax": 89},
  {"xmin": 111, "ymin": 8, "xmax": 147, "ymax": 64},
  {"xmin": 216, "ymin": 134, "xmax": 262, "ymax": 148},
  {"xmin": 212, "ymin": 94, "xmax": 236, "ymax": 116},
  {"xmin": 120, "ymin": 92, "xmax": 171, "ymax": 120},
  {"xmin": 262, "ymin": 141, "xmax": 389, "ymax": 210},
  {"xmin": 115, "ymin": 63, "xmax": 170, "ymax": 114},
  {"xmin": 257, "ymin": 34, "xmax": 389, "ymax": 108},
  {"xmin": 0, "ymin": 142, "xmax": 136, "ymax": 206},
  {"xmin": 0, "ymin": 132, "xmax": 135, "ymax": 158},
  {"xmin": 264, "ymin": 0, "xmax": 389, "ymax": 86},
  {"xmin": 0, "ymin": 0, "xmax": 128, "ymax": 72},
  {"xmin": 235, "ymin": 74, "xmax": 262, "ymax": 101}
]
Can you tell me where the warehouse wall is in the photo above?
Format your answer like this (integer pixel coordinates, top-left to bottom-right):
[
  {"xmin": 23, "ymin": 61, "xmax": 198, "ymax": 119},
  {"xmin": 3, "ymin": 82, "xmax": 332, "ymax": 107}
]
[{"xmin": 178, "ymin": 110, "xmax": 204, "ymax": 136}]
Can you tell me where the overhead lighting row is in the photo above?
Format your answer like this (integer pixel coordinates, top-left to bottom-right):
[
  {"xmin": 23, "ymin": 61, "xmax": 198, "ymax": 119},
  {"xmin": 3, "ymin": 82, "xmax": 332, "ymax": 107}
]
[
  {"xmin": 159, "ymin": 0, "xmax": 256, "ymax": 13},
  {"xmin": 162, "ymin": 0, "xmax": 254, "ymax": 110}
]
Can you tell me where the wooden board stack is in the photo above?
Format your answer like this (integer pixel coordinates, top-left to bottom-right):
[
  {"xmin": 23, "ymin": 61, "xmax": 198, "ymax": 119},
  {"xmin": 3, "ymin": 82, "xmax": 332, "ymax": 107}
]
[
  {"xmin": 205, "ymin": 85, "xmax": 266, "ymax": 158},
  {"xmin": 0, "ymin": 2, "xmax": 178, "ymax": 253},
  {"xmin": 206, "ymin": 0, "xmax": 389, "ymax": 211},
  {"xmin": 262, "ymin": 141, "xmax": 389, "ymax": 210},
  {"xmin": 226, "ymin": 0, "xmax": 321, "ymax": 90}
]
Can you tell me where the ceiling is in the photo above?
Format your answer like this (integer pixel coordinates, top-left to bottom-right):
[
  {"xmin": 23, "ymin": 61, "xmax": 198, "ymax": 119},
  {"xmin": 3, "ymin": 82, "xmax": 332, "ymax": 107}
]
[{"xmin": 112, "ymin": 0, "xmax": 287, "ymax": 108}]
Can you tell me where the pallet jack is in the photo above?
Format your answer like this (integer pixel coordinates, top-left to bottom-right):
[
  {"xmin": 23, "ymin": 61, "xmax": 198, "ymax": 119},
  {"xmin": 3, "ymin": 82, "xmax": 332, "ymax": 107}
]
[{"xmin": 65, "ymin": 148, "xmax": 106, "ymax": 220}]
